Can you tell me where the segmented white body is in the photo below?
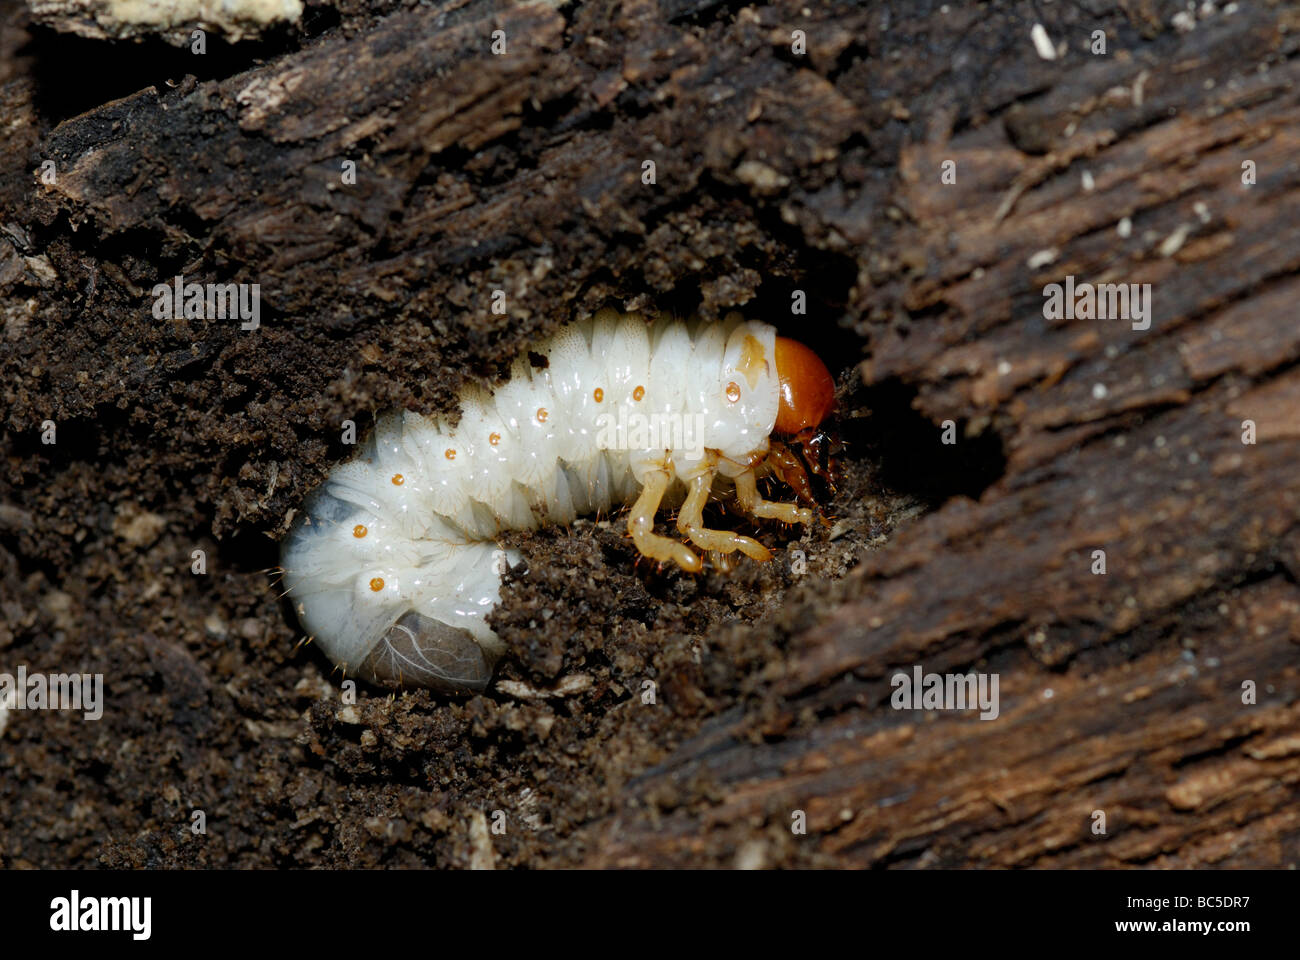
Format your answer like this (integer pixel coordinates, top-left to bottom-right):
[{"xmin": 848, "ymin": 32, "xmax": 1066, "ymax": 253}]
[{"xmin": 281, "ymin": 308, "xmax": 781, "ymax": 692}]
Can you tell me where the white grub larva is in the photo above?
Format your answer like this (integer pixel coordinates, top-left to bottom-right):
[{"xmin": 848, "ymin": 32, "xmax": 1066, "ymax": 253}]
[{"xmin": 280, "ymin": 307, "xmax": 837, "ymax": 694}]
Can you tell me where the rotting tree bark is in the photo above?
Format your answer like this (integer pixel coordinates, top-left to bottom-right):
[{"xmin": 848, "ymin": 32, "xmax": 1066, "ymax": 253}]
[{"xmin": 2, "ymin": 0, "xmax": 1299, "ymax": 868}]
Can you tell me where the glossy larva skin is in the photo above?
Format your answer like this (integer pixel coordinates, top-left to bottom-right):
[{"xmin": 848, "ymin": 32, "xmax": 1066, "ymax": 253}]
[{"xmin": 281, "ymin": 308, "xmax": 781, "ymax": 692}]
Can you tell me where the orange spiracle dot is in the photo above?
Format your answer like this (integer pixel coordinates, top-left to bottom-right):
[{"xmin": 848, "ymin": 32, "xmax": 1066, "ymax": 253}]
[
  {"xmin": 536, "ymin": 407, "xmax": 549, "ymax": 423},
  {"xmin": 391, "ymin": 474, "xmax": 404, "ymax": 486},
  {"xmin": 369, "ymin": 577, "xmax": 384, "ymax": 592},
  {"xmin": 489, "ymin": 432, "xmax": 501, "ymax": 446},
  {"xmin": 445, "ymin": 448, "xmax": 456, "ymax": 460},
  {"xmin": 726, "ymin": 381, "xmax": 741, "ymax": 403},
  {"xmin": 633, "ymin": 385, "xmax": 645, "ymax": 402},
  {"xmin": 593, "ymin": 388, "xmax": 604, "ymax": 403},
  {"xmin": 353, "ymin": 524, "xmax": 367, "ymax": 538}
]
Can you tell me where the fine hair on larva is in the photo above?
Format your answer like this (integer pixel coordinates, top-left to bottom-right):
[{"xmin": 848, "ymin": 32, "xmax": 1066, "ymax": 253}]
[{"xmin": 281, "ymin": 306, "xmax": 838, "ymax": 693}]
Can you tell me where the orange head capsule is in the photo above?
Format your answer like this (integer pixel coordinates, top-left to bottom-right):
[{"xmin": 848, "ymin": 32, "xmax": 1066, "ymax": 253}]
[{"xmin": 773, "ymin": 337, "xmax": 835, "ymax": 435}]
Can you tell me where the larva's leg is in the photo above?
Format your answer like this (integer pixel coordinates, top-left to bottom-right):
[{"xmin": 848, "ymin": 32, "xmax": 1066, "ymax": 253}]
[
  {"xmin": 628, "ymin": 469, "xmax": 703, "ymax": 572},
  {"xmin": 734, "ymin": 469, "xmax": 814, "ymax": 526},
  {"xmin": 677, "ymin": 472, "xmax": 772, "ymax": 562}
]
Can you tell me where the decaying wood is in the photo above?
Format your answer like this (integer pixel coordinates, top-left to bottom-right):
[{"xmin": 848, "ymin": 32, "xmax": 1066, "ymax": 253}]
[
  {"xmin": 2, "ymin": 0, "xmax": 1298, "ymax": 868},
  {"xmin": 28, "ymin": 0, "xmax": 303, "ymax": 45}
]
